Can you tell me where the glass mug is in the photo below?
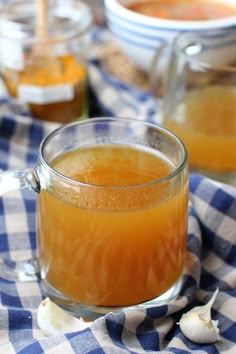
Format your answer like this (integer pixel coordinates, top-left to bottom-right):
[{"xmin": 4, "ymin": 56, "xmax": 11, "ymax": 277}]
[
  {"xmin": 151, "ymin": 29, "xmax": 236, "ymax": 184},
  {"xmin": 0, "ymin": 118, "xmax": 188, "ymax": 319}
]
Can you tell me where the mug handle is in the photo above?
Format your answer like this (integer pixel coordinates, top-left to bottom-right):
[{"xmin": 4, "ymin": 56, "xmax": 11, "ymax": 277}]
[
  {"xmin": 0, "ymin": 168, "xmax": 40, "ymax": 281},
  {"xmin": 149, "ymin": 42, "xmax": 169, "ymax": 100}
]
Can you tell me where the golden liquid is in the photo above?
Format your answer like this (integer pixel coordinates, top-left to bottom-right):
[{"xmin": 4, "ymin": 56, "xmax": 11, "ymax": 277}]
[
  {"xmin": 163, "ymin": 85, "xmax": 236, "ymax": 172},
  {"xmin": 37, "ymin": 145, "xmax": 188, "ymax": 306}
]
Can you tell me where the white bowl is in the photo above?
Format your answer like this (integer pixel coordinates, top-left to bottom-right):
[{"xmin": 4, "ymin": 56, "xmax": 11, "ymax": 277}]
[{"xmin": 104, "ymin": 0, "xmax": 236, "ymax": 72}]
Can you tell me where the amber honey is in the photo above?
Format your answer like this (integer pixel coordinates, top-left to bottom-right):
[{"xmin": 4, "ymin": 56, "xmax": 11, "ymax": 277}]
[
  {"xmin": 37, "ymin": 144, "xmax": 188, "ymax": 307},
  {"xmin": 2, "ymin": 53, "xmax": 87, "ymax": 123}
]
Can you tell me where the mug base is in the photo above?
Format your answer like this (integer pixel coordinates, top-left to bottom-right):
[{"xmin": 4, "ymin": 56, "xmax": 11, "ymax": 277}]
[{"xmin": 41, "ymin": 275, "xmax": 183, "ymax": 320}]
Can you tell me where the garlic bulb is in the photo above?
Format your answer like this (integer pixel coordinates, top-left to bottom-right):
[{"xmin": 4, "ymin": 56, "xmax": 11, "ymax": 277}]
[
  {"xmin": 37, "ymin": 297, "xmax": 90, "ymax": 336},
  {"xmin": 178, "ymin": 288, "xmax": 220, "ymax": 344}
]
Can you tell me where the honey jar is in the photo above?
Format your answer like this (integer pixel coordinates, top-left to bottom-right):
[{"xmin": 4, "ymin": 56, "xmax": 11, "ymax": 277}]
[{"xmin": 0, "ymin": 0, "xmax": 92, "ymax": 123}]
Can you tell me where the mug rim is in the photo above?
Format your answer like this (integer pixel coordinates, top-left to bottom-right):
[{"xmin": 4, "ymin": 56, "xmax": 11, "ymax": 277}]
[
  {"xmin": 38, "ymin": 117, "xmax": 188, "ymax": 189},
  {"xmin": 105, "ymin": 0, "xmax": 236, "ymax": 30}
]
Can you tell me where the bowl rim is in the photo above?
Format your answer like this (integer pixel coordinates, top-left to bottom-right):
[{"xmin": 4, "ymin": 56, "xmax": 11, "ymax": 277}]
[{"xmin": 104, "ymin": 0, "xmax": 236, "ymax": 30}]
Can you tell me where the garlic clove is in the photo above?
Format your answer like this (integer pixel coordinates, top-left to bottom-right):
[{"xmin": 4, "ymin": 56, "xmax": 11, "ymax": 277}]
[
  {"xmin": 179, "ymin": 311, "xmax": 220, "ymax": 344},
  {"xmin": 37, "ymin": 297, "xmax": 91, "ymax": 336},
  {"xmin": 179, "ymin": 288, "xmax": 221, "ymax": 344}
]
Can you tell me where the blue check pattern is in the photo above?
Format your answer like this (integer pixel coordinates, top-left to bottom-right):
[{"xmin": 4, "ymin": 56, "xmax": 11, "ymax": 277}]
[{"xmin": 0, "ymin": 28, "xmax": 235, "ymax": 353}]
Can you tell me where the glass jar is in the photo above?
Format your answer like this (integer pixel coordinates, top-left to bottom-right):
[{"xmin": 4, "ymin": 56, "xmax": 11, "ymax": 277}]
[{"xmin": 0, "ymin": 0, "xmax": 92, "ymax": 123}]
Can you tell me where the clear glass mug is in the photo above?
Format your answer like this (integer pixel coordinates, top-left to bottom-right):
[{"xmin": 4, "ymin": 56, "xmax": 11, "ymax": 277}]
[
  {"xmin": 0, "ymin": 117, "xmax": 188, "ymax": 319},
  {"xmin": 151, "ymin": 29, "xmax": 236, "ymax": 184},
  {"xmin": 0, "ymin": 0, "xmax": 92, "ymax": 123}
]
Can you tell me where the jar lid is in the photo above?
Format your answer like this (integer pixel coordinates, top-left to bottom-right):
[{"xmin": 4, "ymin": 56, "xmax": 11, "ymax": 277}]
[{"xmin": 0, "ymin": 0, "xmax": 93, "ymax": 43}]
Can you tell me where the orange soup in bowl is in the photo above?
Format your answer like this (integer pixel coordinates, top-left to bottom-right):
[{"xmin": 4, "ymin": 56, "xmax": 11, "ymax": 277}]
[{"xmin": 126, "ymin": 0, "xmax": 236, "ymax": 21}]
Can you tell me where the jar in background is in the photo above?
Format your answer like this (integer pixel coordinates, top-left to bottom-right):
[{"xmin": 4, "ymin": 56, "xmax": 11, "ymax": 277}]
[{"xmin": 0, "ymin": 0, "xmax": 92, "ymax": 123}]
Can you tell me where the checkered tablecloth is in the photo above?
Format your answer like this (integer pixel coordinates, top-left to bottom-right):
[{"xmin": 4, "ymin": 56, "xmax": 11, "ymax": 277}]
[{"xmin": 0, "ymin": 28, "xmax": 235, "ymax": 354}]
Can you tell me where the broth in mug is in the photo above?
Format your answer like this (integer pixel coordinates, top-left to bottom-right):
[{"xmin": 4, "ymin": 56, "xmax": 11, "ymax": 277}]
[
  {"xmin": 37, "ymin": 144, "xmax": 188, "ymax": 307},
  {"xmin": 163, "ymin": 85, "xmax": 236, "ymax": 172},
  {"xmin": 127, "ymin": 0, "xmax": 236, "ymax": 21}
]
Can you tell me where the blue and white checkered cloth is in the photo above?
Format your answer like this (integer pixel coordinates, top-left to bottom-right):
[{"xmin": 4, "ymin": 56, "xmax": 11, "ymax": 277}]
[{"xmin": 0, "ymin": 28, "xmax": 236, "ymax": 354}]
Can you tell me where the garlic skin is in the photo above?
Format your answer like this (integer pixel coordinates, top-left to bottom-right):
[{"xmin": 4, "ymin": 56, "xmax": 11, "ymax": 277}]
[
  {"xmin": 179, "ymin": 288, "xmax": 221, "ymax": 344},
  {"xmin": 37, "ymin": 297, "xmax": 90, "ymax": 336}
]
